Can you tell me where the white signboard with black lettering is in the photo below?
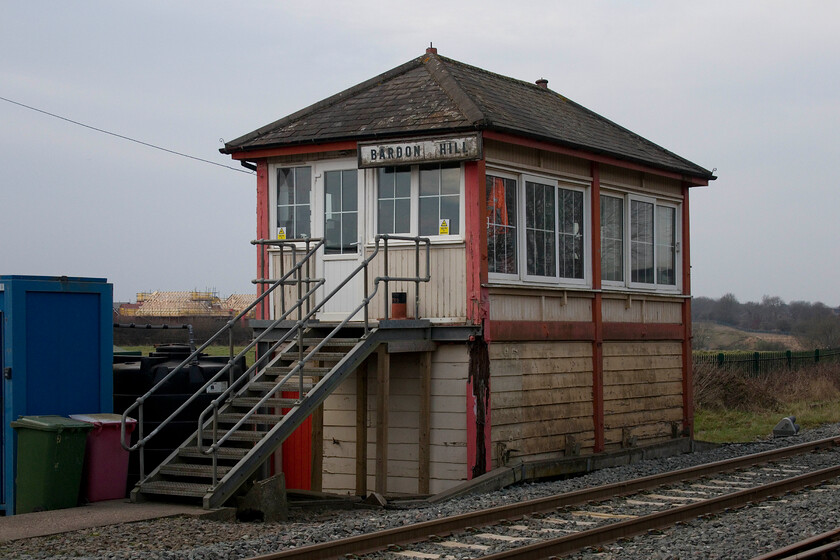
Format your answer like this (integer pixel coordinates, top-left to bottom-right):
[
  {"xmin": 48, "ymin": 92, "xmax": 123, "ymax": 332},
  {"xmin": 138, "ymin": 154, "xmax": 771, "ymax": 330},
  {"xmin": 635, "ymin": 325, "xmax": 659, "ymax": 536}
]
[{"xmin": 358, "ymin": 134, "xmax": 482, "ymax": 168}]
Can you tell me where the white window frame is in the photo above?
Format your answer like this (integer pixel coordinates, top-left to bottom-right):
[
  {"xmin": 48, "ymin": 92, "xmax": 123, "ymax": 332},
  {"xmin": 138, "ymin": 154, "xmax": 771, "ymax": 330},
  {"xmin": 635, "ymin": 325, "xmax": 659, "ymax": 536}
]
[
  {"xmin": 272, "ymin": 164, "xmax": 313, "ymax": 241},
  {"xmin": 368, "ymin": 163, "xmax": 465, "ymax": 245},
  {"xmin": 626, "ymin": 194, "xmax": 681, "ymax": 293},
  {"xmin": 600, "ymin": 192, "xmax": 626, "ymax": 288},
  {"xmin": 316, "ymin": 158, "xmax": 364, "ymax": 263},
  {"xmin": 487, "ymin": 168, "xmax": 591, "ymax": 288},
  {"xmin": 269, "ymin": 158, "xmax": 364, "ymax": 251},
  {"xmin": 521, "ymin": 174, "xmax": 558, "ymax": 283}
]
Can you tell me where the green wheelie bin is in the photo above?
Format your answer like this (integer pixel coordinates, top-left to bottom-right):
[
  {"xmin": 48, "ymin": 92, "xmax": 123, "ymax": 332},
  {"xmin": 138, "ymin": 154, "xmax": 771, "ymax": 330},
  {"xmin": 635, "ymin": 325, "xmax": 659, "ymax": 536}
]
[{"xmin": 11, "ymin": 416, "xmax": 93, "ymax": 514}]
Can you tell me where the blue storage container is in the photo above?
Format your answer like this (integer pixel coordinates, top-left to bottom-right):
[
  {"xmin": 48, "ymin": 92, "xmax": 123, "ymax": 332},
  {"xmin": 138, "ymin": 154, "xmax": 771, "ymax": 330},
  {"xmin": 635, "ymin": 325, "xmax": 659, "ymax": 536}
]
[{"xmin": 0, "ymin": 275, "xmax": 113, "ymax": 514}]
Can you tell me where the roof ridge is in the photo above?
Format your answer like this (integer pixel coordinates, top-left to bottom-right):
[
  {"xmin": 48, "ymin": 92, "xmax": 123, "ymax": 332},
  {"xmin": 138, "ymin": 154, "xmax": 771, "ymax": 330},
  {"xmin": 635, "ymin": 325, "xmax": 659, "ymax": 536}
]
[
  {"xmin": 436, "ymin": 53, "xmax": 552, "ymax": 94},
  {"xmin": 422, "ymin": 53, "xmax": 487, "ymax": 126},
  {"xmin": 438, "ymin": 54, "xmax": 712, "ymax": 177},
  {"xmin": 223, "ymin": 55, "xmax": 426, "ymax": 152}
]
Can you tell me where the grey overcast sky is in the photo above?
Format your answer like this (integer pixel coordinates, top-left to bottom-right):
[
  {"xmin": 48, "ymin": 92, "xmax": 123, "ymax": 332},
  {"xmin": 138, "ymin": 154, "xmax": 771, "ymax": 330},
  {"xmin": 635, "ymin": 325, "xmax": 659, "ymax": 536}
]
[{"xmin": 2, "ymin": 1, "xmax": 839, "ymax": 305}]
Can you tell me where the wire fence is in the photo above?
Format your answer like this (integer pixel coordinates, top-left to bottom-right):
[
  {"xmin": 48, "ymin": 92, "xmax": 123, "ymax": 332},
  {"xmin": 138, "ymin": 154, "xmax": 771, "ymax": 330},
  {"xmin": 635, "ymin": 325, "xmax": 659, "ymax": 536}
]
[{"xmin": 693, "ymin": 348, "xmax": 840, "ymax": 376}]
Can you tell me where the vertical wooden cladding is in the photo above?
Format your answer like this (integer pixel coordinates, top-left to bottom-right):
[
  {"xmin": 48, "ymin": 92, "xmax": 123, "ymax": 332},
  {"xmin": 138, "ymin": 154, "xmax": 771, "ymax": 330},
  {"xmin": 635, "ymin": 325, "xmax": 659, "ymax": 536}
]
[
  {"xmin": 321, "ymin": 345, "xmax": 470, "ymax": 496},
  {"xmin": 484, "ymin": 140, "xmax": 591, "ymax": 178},
  {"xmin": 489, "ymin": 342, "xmax": 595, "ymax": 465},
  {"xmin": 601, "ymin": 296, "xmax": 684, "ymax": 323},
  {"xmin": 602, "ymin": 341, "xmax": 684, "ymax": 449},
  {"xmin": 599, "ymin": 165, "xmax": 683, "ymax": 199},
  {"xmin": 487, "ymin": 290, "xmax": 592, "ymax": 322},
  {"xmin": 364, "ymin": 244, "xmax": 467, "ymax": 320}
]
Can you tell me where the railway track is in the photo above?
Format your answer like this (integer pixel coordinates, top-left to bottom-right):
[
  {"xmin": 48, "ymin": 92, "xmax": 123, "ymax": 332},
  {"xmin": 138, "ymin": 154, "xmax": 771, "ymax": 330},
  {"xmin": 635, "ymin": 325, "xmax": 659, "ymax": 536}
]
[
  {"xmin": 249, "ymin": 435, "xmax": 840, "ymax": 560},
  {"xmin": 751, "ymin": 526, "xmax": 840, "ymax": 560}
]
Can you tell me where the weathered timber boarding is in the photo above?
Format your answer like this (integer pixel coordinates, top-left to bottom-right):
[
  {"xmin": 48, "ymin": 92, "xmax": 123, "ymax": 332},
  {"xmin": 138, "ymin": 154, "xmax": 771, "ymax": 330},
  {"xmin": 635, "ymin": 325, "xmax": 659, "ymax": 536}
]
[
  {"xmin": 224, "ymin": 47, "xmax": 715, "ymax": 496},
  {"xmin": 490, "ymin": 342, "xmax": 595, "ymax": 464},
  {"xmin": 602, "ymin": 342, "xmax": 684, "ymax": 449},
  {"xmin": 322, "ymin": 346, "xmax": 469, "ymax": 495}
]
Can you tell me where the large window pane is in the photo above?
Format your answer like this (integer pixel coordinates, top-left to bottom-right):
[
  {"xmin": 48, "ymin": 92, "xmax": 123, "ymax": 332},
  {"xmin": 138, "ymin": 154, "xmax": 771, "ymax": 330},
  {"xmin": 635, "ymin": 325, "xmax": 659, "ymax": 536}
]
[
  {"xmin": 631, "ymin": 200, "xmax": 654, "ymax": 283},
  {"xmin": 558, "ymin": 188, "xmax": 584, "ymax": 279},
  {"xmin": 324, "ymin": 169, "xmax": 357, "ymax": 254},
  {"xmin": 377, "ymin": 167, "xmax": 411, "ymax": 234},
  {"xmin": 656, "ymin": 206, "xmax": 676, "ymax": 285},
  {"xmin": 487, "ymin": 175, "xmax": 517, "ymax": 274},
  {"xmin": 419, "ymin": 163, "xmax": 460, "ymax": 236},
  {"xmin": 600, "ymin": 195, "xmax": 624, "ymax": 282},
  {"xmin": 277, "ymin": 166, "xmax": 311, "ymax": 238},
  {"xmin": 525, "ymin": 181, "xmax": 556, "ymax": 277}
]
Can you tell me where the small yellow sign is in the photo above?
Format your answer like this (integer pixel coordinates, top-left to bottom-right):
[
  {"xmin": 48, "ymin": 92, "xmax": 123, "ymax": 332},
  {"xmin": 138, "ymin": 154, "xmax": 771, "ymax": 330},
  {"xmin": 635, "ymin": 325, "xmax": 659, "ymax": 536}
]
[
  {"xmin": 277, "ymin": 227, "xmax": 286, "ymax": 240},
  {"xmin": 439, "ymin": 219, "xmax": 449, "ymax": 235}
]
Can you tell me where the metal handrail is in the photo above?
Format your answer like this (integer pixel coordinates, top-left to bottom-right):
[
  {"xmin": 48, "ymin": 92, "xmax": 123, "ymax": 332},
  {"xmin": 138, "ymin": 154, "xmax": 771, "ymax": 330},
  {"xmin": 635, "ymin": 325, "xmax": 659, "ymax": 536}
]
[
  {"xmin": 196, "ymin": 234, "xmax": 431, "ymax": 485},
  {"xmin": 119, "ymin": 238, "xmax": 325, "ymax": 481}
]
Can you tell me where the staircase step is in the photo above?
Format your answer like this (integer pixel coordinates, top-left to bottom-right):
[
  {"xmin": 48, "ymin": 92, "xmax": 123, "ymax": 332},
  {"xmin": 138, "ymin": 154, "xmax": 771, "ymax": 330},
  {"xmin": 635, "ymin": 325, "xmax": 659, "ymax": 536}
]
[
  {"xmin": 202, "ymin": 430, "xmax": 266, "ymax": 442},
  {"xmin": 299, "ymin": 338, "xmax": 360, "ymax": 347},
  {"xmin": 159, "ymin": 463, "xmax": 234, "ymax": 478},
  {"xmin": 231, "ymin": 396, "xmax": 302, "ymax": 408},
  {"xmin": 138, "ymin": 480, "xmax": 210, "ymax": 498},
  {"xmin": 264, "ymin": 366, "xmax": 332, "ymax": 376},
  {"xmin": 245, "ymin": 381, "xmax": 314, "ymax": 394},
  {"xmin": 178, "ymin": 446, "xmax": 249, "ymax": 460},
  {"xmin": 274, "ymin": 351, "xmax": 346, "ymax": 362},
  {"xmin": 216, "ymin": 413, "xmax": 284, "ymax": 425}
]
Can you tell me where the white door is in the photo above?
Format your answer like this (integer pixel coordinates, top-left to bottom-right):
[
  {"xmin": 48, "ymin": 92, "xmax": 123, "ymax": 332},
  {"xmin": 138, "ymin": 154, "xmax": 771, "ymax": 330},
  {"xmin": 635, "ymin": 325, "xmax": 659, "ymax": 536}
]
[{"xmin": 315, "ymin": 162, "xmax": 365, "ymax": 321}]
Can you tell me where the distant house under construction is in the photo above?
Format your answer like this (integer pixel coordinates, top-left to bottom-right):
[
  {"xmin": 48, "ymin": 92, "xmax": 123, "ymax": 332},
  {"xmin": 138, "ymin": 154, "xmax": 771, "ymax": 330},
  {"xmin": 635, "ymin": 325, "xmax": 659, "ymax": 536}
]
[{"xmin": 118, "ymin": 291, "xmax": 256, "ymax": 319}]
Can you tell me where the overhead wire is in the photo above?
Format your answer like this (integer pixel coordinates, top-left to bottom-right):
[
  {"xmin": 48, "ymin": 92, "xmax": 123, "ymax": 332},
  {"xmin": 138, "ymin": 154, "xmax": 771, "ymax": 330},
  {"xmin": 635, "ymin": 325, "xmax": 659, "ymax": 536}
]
[{"xmin": 0, "ymin": 95, "xmax": 253, "ymax": 174}]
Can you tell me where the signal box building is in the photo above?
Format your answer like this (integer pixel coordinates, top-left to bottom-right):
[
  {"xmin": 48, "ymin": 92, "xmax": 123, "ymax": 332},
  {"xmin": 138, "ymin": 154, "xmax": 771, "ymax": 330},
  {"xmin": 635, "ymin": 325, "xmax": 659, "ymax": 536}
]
[{"xmin": 222, "ymin": 48, "xmax": 715, "ymax": 496}]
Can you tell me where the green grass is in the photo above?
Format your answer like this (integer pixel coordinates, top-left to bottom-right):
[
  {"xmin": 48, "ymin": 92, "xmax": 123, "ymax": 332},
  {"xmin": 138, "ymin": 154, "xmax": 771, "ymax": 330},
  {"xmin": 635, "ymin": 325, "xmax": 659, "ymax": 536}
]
[
  {"xmin": 694, "ymin": 401, "xmax": 840, "ymax": 443},
  {"xmin": 693, "ymin": 360, "xmax": 840, "ymax": 442}
]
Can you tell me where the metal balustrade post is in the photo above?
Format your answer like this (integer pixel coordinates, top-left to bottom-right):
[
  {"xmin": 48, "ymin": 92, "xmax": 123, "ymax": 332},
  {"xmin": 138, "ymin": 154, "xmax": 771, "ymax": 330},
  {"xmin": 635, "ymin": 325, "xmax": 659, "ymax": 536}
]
[
  {"xmin": 279, "ymin": 244, "xmax": 286, "ymax": 315},
  {"xmin": 364, "ymin": 263, "xmax": 370, "ymax": 336},
  {"xmin": 212, "ymin": 404, "xmax": 219, "ymax": 485},
  {"xmin": 383, "ymin": 236, "xmax": 390, "ymax": 320},
  {"xmin": 305, "ymin": 237, "xmax": 312, "ymax": 316},
  {"xmin": 414, "ymin": 239, "xmax": 421, "ymax": 319},
  {"xmin": 229, "ymin": 327, "xmax": 235, "ymax": 386},
  {"xmin": 138, "ymin": 405, "xmax": 145, "ymax": 480}
]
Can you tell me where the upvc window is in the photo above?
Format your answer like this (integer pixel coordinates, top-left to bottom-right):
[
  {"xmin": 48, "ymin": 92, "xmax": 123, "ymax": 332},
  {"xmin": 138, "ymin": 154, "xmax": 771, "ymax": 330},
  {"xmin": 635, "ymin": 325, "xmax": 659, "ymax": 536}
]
[
  {"xmin": 601, "ymin": 192, "xmax": 679, "ymax": 291},
  {"xmin": 419, "ymin": 164, "xmax": 460, "ymax": 236},
  {"xmin": 277, "ymin": 166, "xmax": 312, "ymax": 239},
  {"xmin": 374, "ymin": 163, "xmax": 463, "ymax": 238},
  {"xmin": 324, "ymin": 169, "xmax": 358, "ymax": 255},
  {"xmin": 600, "ymin": 194, "xmax": 624, "ymax": 283},
  {"xmin": 487, "ymin": 175, "xmax": 518, "ymax": 275},
  {"xmin": 487, "ymin": 172, "xmax": 588, "ymax": 285},
  {"xmin": 376, "ymin": 166, "xmax": 411, "ymax": 234}
]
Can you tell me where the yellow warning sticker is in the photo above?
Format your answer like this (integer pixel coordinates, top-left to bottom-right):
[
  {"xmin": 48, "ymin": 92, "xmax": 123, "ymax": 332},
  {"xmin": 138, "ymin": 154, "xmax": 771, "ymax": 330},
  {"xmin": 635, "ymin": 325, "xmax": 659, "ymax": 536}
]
[
  {"xmin": 439, "ymin": 219, "xmax": 449, "ymax": 235},
  {"xmin": 277, "ymin": 227, "xmax": 286, "ymax": 240}
]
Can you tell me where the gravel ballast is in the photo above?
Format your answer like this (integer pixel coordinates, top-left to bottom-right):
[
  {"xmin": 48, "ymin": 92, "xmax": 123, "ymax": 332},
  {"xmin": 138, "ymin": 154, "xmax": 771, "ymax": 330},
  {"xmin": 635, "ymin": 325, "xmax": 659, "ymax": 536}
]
[{"xmin": 2, "ymin": 423, "xmax": 839, "ymax": 560}]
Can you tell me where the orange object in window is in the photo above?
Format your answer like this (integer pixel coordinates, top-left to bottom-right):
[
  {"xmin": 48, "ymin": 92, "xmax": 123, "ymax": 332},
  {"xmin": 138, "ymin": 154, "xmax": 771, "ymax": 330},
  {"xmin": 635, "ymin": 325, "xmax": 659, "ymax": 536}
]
[{"xmin": 488, "ymin": 177, "xmax": 509, "ymax": 227}]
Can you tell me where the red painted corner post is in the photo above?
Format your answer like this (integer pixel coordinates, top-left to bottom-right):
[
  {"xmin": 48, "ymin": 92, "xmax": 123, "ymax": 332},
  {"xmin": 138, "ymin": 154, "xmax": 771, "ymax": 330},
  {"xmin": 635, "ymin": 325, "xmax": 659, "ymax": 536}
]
[
  {"xmin": 464, "ymin": 159, "xmax": 489, "ymax": 325},
  {"xmin": 465, "ymin": 157, "xmax": 492, "ymax": 477},
  {"xmin": 256, "ymin": 161, "xmax": 270, "ymax": 321},
  {"xmin": 590, "ymin": 162, "xmax": 605, "ymax": 453},
  {"xmin": 681, "ymin": 183, "xmax": 694, "ymax": 438}
]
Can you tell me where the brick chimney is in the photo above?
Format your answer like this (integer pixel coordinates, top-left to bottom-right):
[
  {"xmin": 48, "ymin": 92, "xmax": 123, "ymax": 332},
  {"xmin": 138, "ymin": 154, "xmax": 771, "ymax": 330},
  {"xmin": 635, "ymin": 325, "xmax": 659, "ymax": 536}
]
[
  {"xmin": 535, "ymin": 78, "xmax": 548, "ymax": 89},
  {"xmin": 426, "ymin": 43, "xmax": 438, "ymax": 55}
]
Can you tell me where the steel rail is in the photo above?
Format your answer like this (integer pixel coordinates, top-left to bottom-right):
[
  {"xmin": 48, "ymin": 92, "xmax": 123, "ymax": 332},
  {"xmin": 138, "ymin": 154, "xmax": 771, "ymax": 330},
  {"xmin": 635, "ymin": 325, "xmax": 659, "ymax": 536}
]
[
  {"xmin": 750, "ymin": 526, "xmax": 840, "ymax": 560},
  {"xmin": 248, "ymin": 436, "xmax": 840, "ymax": 560},
  {"xmin": 480, "ymin": 464, "xmax": 840, "ymax": 560}
]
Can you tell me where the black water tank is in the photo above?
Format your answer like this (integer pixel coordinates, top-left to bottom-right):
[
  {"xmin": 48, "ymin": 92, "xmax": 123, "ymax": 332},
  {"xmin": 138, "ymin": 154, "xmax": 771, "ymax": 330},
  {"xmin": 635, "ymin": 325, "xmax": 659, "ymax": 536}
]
[{"xmin": 113, "ymin": 344, "xmax": 247, "ymax": 491}]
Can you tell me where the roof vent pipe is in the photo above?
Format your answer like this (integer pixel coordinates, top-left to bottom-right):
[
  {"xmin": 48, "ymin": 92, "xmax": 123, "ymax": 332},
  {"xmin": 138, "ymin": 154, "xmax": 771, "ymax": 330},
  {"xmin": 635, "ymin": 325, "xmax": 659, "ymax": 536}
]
[
  {"xmin": 536, "ymin": 78, "xmax": 548, "ymax": 89},
  {"xmin": 426, "ymin": 43, "xmax": 437, "ymax": 54}
]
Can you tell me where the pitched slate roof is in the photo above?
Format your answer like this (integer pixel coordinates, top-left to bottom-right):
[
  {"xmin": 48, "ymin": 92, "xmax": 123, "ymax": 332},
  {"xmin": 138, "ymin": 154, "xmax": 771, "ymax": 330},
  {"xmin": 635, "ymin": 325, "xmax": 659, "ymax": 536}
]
[{"xmin": 223, "ymin": 51, "xmax": 714, "ymax": 180}]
